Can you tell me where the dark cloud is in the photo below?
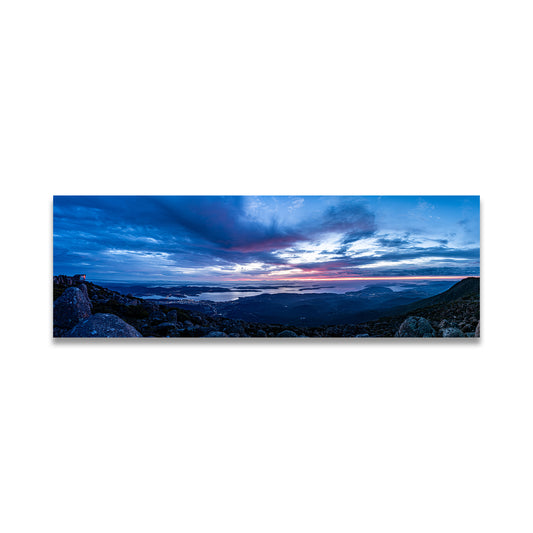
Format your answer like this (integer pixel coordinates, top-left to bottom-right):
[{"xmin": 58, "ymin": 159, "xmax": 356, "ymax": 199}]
[
  {"xmin": 320, "ymin": 202, "xmax": 377, "ymax": 245},
  {"xmin": 53, "ymin": 196, "xmax": 479, "ymax": 280},
  {"xmin": 54, "ymin": 196, "xmax": 306, "ymax": 254},
  {"xmin": 54, "ymin": 196, "xmax": 376, "ymax": 259},
  {"xmin": 376, "ymin": 234, "xmax": 413, "ymax": 248}
]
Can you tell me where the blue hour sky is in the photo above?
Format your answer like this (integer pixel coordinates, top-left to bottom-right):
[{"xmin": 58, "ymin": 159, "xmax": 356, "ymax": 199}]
[{"xmin": 53, "ymin": 196, "xmax": 480, "ymax": 282}]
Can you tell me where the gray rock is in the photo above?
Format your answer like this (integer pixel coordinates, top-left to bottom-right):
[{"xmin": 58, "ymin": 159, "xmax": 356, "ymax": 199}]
[
  {"xmin": 277, "ymin": 330, "xmax": 298, "ymax": 337},
  {"xmin": 155, "ymin": 322, "xmax": 178, "ymax": 329},
  {"xmin": 396, "ymin": 316, "xmax": 435, "ymax": 338},
  {"xmin": 67, "ymin": 313, "xmax": 142, "ymax": 337},
  {"xmin": 441, "ymin": 327, "xmax": 465, "ymax": 337},
  {"xmin": 194, "ymin": 326, "xmax": 214, "ymax": 337},
  {"xmin": 152, "ymin": 322, "xmax": 182, "ymax": 336},
  {"xmin": 475, "ymin": 322, "xmax": 480, "ymax": 337},
  {"xmin": 342, "ymin": 325, "xmax": 358, "ymax": 336},
  {"xmin": 224, "ymin": 324, "xmax": 245, "ymax": 335},
  {"xmin": 255, "ymin": 329, "xmax": 267, "ymax": 337},
  {"xmin": 78, "ymin": 283, "xmax": 90, "ymax": 302},
  {"xmin": 167, "ymin": 310, "xmax": 178, "ymax": 323},
  {"xmin": 194, "ymin": 316, "xmax": 208, "ymax": 326},
  {"xmin": 206, "ymin": 331, "xmax": 228, "ymax": 337},
  {"xmin": 149, "ymin": 309, "xmax": 167, "ymax": 323},
  {"xmin": 54, "ymin": 287, "xmax": 92, "ymax": 329}
]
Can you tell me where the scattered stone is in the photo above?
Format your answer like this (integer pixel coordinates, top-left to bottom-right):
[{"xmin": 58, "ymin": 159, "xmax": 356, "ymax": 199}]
[
  {"xmin": 206, "ymin": 331, "xmax": 228, "ymax": 337},
  {"xmin": 54, "ymin": 274, "xmax": 75, "ymax": 287},
  {"xmin": 224, "ymin": 324, "xmax": 245, "ymax": 336},
  {"xmin": 441, "ymin": 327, "xmax": 465, "ymax": 337},
  {"xmin": 149, "ymin": 309, "xmax": 167, "ymax": 323},
  {"xmin": 66, "ymin": 313, "xmax": 142, "ymax": 337},
  {"xmin": 53, "ymin": 287, "xmax": 92, "ymax": 329},
  {"xmin": 152, "ymin": 322, "xmax": 182, "ymax": 336},
  {"xmin": 53, "ymin": 275, "xmax": 479, "ymax": 339},
  {"xmin": 155, "ymin": 322, "xmax": 178, "ymax": 329},
  {"xmin": 396, "ymin": 316, "xmax": 435, "ymax": 337},
  {"xmin": 277, "ymin": 330, "xmax": 298, "ymax": 337}
]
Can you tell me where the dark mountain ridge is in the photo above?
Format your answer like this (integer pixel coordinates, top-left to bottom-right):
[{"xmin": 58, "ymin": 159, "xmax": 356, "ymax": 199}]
[{"xmin": 398, "ymin": 276, "xmax": 480, "ymax": 312}]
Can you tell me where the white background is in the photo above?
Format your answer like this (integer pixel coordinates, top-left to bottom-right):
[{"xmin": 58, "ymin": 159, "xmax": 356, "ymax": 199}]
[{"xmin": 1, "ymin": 1, "xmax": 532, "ymax": 532}]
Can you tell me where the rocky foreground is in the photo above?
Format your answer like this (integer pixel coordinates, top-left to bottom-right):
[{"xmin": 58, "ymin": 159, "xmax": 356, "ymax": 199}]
[{"xmin": 53, "ymin": 275, "xmax": 480, "ymax": 338}]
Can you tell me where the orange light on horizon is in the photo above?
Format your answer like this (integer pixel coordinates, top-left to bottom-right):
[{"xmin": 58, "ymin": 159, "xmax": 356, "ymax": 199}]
[{"xmin": 231, "ymin": 275, "xmax": 479, "ymax": 282}]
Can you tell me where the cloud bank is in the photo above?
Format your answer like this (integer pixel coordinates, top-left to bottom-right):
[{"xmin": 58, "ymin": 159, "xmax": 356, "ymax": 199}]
[{"xmin": 53, "ymin": 196, "xmax": 480, "ymax": 281}]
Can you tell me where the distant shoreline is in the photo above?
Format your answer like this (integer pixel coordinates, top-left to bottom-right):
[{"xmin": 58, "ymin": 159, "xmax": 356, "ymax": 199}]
[{"xmin": 86, "ymin": 277, "xmax": 466, "ymax": 305}]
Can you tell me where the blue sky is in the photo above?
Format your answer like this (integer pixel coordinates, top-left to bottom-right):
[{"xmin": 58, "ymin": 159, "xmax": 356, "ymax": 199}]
[{"xmin": 53, "ymin": 196, "xmax": 480, "ymax": 282}]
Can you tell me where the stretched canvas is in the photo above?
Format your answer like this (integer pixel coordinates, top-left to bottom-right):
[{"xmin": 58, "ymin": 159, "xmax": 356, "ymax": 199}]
[{"xmin": 53, "ymin": 196, "xmax": 480, "ymax": 338}]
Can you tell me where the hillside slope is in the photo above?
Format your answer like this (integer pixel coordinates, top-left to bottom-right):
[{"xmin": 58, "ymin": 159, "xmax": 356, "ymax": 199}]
[
  {"xmin": 53, "ymin": 275, "xmax": 480, "ymax": 337},
  {"xmin": 396, "ymin": 277, "xmax": 480, "ymax": 313}
]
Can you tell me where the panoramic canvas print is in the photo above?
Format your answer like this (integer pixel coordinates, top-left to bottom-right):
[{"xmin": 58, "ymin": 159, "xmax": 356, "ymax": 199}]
[{"xmin": 53, "ymin": 196, "xmax": 480, "ymax": 338}]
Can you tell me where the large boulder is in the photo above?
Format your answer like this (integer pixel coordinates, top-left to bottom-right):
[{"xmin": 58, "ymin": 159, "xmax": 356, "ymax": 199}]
[
  {"xmin": 78, "ymin": 283, "xmax": 90, "ymax": 300},
  {"xmin": 206, "ymin": 331, "xmax": 228, "ymax": 337},
  {"xmin": 396, "ymin": 316, "xmax": 435, "ymax": 337},
  {"xmin": 54, "ymin": 287, "xmax": 92, "ymax": 329},
  {"xmin": 152, "ymin": 322, "xmax": 182, "ymax": 337},
  {"xmin": 66, "ymin": 313, "xmax": 142, "ymax": 337},
  {"xmin": 277, "ymin": 330, "xmax": 298, "ymax": 337},
  {"xmin": 441, "ymin": 327, "xmax": 465, "ymax": 337}
]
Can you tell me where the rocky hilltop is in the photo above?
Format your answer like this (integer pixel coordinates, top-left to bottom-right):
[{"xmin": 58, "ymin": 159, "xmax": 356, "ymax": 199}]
[{"xmin": 53, "ymin": 275, "xmax": 480, "ymax": 338}]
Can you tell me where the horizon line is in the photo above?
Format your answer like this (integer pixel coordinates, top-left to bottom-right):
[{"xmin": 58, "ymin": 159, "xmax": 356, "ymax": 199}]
[
  {"xmin": 229, "ymin": 275, "xmax": 479, "ymax": 282},
  {"xmin": 58, "ymin": 274, "xmax": 479, "ymax": 283}
]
